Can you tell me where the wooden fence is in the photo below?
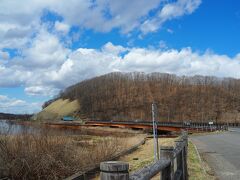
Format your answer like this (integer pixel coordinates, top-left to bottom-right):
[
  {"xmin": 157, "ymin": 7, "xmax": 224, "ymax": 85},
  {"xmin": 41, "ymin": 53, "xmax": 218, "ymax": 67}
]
[
  {"xmin": 100, "ymin": 131, "xmax": 188, "ymax": 180},
  {"xmin": 65, "ymin": 138, "xmax": 147, "ymax": 180}
]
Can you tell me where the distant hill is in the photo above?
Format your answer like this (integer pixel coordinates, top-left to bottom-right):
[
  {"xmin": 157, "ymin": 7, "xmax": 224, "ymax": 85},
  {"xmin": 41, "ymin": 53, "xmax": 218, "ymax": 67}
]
[
  {"xmin": 39, "ymin": 72, "xmax": 240, "ymax": 123},
  {"xmin": 0, "ymin": 112, "xmax": 32, "ymax": 120}
]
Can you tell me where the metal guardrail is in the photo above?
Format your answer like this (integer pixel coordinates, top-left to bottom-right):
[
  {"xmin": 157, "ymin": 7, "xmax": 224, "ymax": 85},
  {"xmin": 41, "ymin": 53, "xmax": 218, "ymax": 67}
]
[
  {"xmin": 100, "ymin": 131, "xmax": 188, "ymax": 180},
  {"xmin": 86, "ymin": 120, "xmax": 230, "ymax": 132}
]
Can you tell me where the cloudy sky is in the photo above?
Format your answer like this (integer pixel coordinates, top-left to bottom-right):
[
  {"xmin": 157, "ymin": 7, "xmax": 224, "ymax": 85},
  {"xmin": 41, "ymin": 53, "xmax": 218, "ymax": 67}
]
[{"xmin": 0, "ymin": 0, "xmax": 240, "ymax": 114}]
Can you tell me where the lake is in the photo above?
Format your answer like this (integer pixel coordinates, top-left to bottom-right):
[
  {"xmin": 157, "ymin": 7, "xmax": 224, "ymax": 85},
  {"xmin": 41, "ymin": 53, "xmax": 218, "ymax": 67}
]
[
  {"xmin": 0, "ymin": 120, "xmax": 87, "ymax": 135},
  {"xmin": 0, "ymin": 120, "xmax": 38, "ymax": 134}
]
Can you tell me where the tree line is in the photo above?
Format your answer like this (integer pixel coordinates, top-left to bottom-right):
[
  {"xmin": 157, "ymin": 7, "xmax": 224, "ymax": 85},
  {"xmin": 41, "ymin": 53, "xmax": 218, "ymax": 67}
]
[{"xmin": 0, "ymin": 113, "xmax": 32, "ymax": 120}]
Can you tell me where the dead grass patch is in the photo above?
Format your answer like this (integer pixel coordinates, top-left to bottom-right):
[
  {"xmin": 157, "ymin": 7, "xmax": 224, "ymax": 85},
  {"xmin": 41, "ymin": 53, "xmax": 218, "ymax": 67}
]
[
  {"xmin": 119, "ymin": 137, "xmax": 176, "ymax": 172},
  {"xmin": 0, "ymin": 130, "xmax": 133, "ymax": 179}
]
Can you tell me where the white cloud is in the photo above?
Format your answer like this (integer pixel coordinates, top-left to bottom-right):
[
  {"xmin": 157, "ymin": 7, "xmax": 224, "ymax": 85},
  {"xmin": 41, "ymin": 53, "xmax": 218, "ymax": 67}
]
[
  {"xmin": 0, "ymin": 95, "xmax": 8, "ymax": 101},
  {"xmin": 102, "ymin": 42, "xmax": 127, "ymax": 55},
  {"xmin": 24, "ymin": 86, "xmax": 59, "ymax": 96},
  {"xmin": 54, "ymin": 21, "xmax": 70, "ymax": 34},
  {"xmin": 0, "ymin": 95, "xmax": 41, "ymax": 114},
  {"xmin": 11, "ymin": 28, "xmax": 70, "ymax": 69},
  {"xmin": 0, "ymin": 0, "xmax": 44, "ymax": 49},
  {"xmin": 1, "ymin": 42, "xmax": 240, "ymax": 98},
  {"xmin": 0, "ymin": 65, "xmax": 30, "ymax": 87},
  {"xmin": 140, "ymin": 0, "xmax": 201, "ymax": 34},
  {"xmin": 47, "ymin": 0, "xmax": 161, "ymax": 33},
  {"xmin": 0, "ymin": 50, "xmax": 9, "ymax": 60},
  {"xmin": 160, "ymin": 0, "xmax": 201, "ymax": 20},
  {"xmin": 0, "ymin": 22, "xmax": 33, "ymax": 49},
  {"xmin": 0, "ymin": 0, "xmax": 201, "ymax": 43}
]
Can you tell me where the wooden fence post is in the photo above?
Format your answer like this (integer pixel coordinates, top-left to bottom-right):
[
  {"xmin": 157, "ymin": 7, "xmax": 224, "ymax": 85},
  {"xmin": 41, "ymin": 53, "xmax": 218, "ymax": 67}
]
[
  {"xmin": 184, "ymin": 134, "xmax": 189, "ymax": 180},
  {"xmin": 100, "ymin": 161, "xmax": 129, "ymax": 180},
  {"xmin": 175, "ymin": 139, "xmax": 185, "ymax": 180},
  {"xmin": 160, "ymin": 146, "xmax": 174, "ymax": 180}
]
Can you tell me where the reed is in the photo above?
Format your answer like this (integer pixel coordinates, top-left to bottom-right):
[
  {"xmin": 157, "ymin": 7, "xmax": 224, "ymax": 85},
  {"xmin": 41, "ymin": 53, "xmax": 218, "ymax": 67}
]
[{"xmin": 0, "ymin": 130, "xmax": 126, "ymax": 179}]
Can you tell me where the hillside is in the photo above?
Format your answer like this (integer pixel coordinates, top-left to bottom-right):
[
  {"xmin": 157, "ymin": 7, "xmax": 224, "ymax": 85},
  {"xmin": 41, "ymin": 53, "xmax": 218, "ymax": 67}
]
[
  {"xmin": 40, "ymin": 72, "xmax": 240, "ymax": 123},
  {"xmin": 35, "ymin": 99, "xmax": 80, "ymax": 121}
]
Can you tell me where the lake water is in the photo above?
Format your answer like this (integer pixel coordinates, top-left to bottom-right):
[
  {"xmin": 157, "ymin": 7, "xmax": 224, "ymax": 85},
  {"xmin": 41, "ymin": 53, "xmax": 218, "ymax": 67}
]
[
  {"xmin": 0, "ymin": 120, "xmax": 38, "ymax": 134},
  {"xmin": 0, "ymin": 120, "xmax": 85, "ymax": 135}
]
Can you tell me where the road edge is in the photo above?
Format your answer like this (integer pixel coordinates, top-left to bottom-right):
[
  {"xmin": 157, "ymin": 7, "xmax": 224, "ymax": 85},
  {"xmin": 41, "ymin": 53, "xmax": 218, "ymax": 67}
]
[{"xmin": 190, "ymin": 140, "xmax": 207, "ymax": 175}]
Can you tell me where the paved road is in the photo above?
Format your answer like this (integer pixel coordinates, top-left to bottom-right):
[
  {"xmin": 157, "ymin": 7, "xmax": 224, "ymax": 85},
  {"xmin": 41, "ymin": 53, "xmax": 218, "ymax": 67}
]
[{"xmin": 191, "ymin": 129, "xmax": 240, "ymax": 180}]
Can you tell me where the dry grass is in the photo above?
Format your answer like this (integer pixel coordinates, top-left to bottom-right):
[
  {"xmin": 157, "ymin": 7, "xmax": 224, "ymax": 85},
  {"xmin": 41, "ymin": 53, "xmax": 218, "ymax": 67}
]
[
  {"xmin": 36, "ymin": 98, "xmax": 80, "ymax": 120},
  {"xmin": 0, "ymin": 130, "xmax": 130, "ymax": 179},
  {"xmin": 119, "ymin": 137, "xmax": 176, "ymax": 172},
  {"xmin": 91, "ymin": 137, "xmax": 175, "ymax": 180}
]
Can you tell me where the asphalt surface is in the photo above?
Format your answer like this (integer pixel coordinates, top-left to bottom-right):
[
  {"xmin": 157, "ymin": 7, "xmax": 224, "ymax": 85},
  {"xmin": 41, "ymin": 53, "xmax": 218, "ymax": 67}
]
[{"xmin": 191, "ymin": 129, "xmax": 240, "ymax": 180}]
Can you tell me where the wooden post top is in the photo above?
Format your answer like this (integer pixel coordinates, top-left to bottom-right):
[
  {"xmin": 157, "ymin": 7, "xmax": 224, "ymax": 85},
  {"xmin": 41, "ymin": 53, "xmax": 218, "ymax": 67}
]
[{"xmin": 100, "ymin": 161, "xmax": 129, "ymax": 172}]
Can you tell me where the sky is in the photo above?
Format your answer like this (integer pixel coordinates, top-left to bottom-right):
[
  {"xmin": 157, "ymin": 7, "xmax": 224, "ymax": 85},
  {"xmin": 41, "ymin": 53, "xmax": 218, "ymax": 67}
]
[{"xmin": 0, "ymin": 0, "xmax": 240, "ymax": 114}]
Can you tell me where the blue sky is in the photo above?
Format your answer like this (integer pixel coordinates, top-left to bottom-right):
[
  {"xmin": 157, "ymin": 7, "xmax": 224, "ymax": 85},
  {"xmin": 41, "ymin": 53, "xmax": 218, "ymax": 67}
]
[{"xmin": 0, "ymin": 0, "xmax": 240, "ymax": 114}]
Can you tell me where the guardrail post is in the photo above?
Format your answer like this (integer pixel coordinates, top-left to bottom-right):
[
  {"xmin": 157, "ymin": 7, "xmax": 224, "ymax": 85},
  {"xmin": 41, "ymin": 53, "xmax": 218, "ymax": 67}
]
[
  {"xmin": 100, "ymin": 161, "xmax": 129, "ymax": 180},
  {"xmin": 160, "ymin": 146, "xmax": 174, "ymax": 180}
]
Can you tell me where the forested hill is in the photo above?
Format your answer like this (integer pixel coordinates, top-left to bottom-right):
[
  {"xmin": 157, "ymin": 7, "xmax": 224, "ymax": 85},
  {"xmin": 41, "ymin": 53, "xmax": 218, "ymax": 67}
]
[
  {"xmin": 43, "ymin": 72, "xmax": 240, "ymax": 123},
  {"xmin": 0, "ymin": 113, "xmax": 32, "ymax": 120}
]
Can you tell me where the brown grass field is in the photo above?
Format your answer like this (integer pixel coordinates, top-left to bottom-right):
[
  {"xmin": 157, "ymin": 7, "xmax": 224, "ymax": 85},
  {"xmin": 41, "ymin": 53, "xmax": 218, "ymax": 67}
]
[{"xmin": 0, "ymin": 127, "xmax": 143, "ymax": 179}]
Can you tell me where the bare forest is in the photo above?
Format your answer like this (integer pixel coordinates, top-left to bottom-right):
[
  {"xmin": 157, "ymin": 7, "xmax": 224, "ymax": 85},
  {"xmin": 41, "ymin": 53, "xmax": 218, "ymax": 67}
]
[{"xmin": 44, "ymin": 72, "xmax": 240, "ymax": 123}]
